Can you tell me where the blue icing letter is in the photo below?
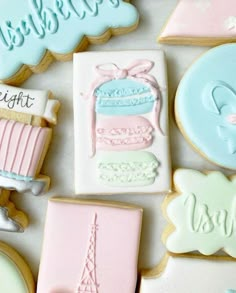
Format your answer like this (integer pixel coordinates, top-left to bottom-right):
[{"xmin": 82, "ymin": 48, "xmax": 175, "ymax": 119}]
[
  {"xmin": 95, "ymin": 79, "xmax": 156, "ymax": 116},
  {"xmin": 0, "ymin": 0, "xmax": 139, "ymax": 79}
]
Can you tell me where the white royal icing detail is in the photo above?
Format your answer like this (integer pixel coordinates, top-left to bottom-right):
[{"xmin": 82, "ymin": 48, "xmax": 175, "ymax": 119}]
[
  {"xmin": 0, "ymin": 175, "xmax": 49, "ymax": 196},
  {"xmin": 194, "ymin": 0, "xmax": 211, "ymax": 12},
  {"xmin": 225, "ymin": 16, "xmax": 236, "ymax": 31},
  {"xmin": 0, "ymin": 207, "xmax": 23, "ymax": 232},
  {"xmin": 140, "ymin": 255, "xmax": 236, "ymax": 293},
  {"xmin": 0, "ymin": 85, "xmax": 59, "ymax": 124}
]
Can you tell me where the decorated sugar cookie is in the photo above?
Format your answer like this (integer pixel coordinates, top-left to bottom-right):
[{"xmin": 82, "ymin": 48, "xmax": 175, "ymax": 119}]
[
  {"xmin": 73, "ymin": 50, "xmax": 171, "ymax": 194},
  {"xmin": 163, "ymin": 169, "xmax": 236, "ymax": 257},
  {"xmin": 159, "ymin": 0, "xmax": 236, "ymax": 46},
  {"xmin": 37, "ymin": 198, "xmax": 142, "ymax": 293},
  {"xmin": 140, "ymin": 254, "xmax": 236, "ymax": 293},
  {"xmin": 0, "ymin": 0, "xmax": 139, "ymax": 85},
  {"xmin": 0, "ymin": 84, "xmax": 60, "ymax": 195},
  {"xmin": 175, "ymin": 44, "xmax": 236, "ymax": 170},
  {"xmin": 0, "ymin": 241, "xmax": 35, "ymax": 292},
  {"xmin": 0, "ymin": 189, "xmax": 28, "ymax": 232}
]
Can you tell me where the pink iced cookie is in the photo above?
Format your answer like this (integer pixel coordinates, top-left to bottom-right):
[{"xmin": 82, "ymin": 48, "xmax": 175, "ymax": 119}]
[
  {"xmin": 37, "ymin": 198, "xmax": 143, "ymax": 293},
  {"xmin": 159, "ymin": 0, "xmax": 236, "ymax": 46}
]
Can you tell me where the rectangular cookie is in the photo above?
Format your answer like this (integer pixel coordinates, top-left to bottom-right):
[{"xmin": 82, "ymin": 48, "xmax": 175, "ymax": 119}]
[
  {"xmin": 73, "ymin": 50, "xmax": 171, "ymax": 194},
  {"xmin": 37, "ymin": 198, "xmax": 143, "ymax": 293}
]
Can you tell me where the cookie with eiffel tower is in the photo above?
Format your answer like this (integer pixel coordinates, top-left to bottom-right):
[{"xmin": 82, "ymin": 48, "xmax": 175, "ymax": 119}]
[
  {"xmin": 37, "ymin": 197, "xmax": 143, "ymax": 293},
  {"xmin": 159, "ymin": 0, "xmax": 236, "ymax": 46}
]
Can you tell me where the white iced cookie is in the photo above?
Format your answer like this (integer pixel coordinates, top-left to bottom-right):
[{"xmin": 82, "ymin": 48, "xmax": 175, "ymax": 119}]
[
  {"xmin": 140, "ymin": 254, "xmax": 236, "ymax": 293},
  {"xmin": 73, "ymin": 50, "xmax": 171, "ymax": 194}
]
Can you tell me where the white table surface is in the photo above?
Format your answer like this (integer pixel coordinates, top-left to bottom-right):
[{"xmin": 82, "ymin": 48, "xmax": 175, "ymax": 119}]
[{"xmin": 0, "ymin": 0, "xmax": 229, "ymax": 282}]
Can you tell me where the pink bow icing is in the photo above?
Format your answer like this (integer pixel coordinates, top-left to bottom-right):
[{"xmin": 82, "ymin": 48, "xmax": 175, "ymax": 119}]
[{"xmin": 87, "ymin": 59, "xmax": 163, "ymax": 157}]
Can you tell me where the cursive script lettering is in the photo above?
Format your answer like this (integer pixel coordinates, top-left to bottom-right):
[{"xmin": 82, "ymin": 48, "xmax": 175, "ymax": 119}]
[
  {"xmin": 0, "ymin": 0, "xmax": 120, "ymax": 50},
  {"xmin": 0, "ymin": 90, "xmax": 35, "ymax": 109},
  {"xmin": 184, "ymin": 193, "xmax": 235, "ymax": 237}
]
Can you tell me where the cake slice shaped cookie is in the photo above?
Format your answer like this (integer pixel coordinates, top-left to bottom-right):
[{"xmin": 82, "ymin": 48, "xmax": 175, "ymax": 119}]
[
  {"xmin": 159, "ymin": 0, "xmax": 236, "ymax": 46},
  {"xmin": 73, "ymin": 50, "xmax": 171, "ymax": 194},
  {"xmin": 163, "ymin": 169, "xmax": 236, "ymax": 257},
  {"xmin": 140, "ymin": 254, "xmax": 236, "ymax": 293},
  {"xmin": 37, "ymin": 197, "xmax": 143, "ymax": 293},
  {"xmin": 0, "ymin": 84, "xmax": 60, "ymax": 195}
]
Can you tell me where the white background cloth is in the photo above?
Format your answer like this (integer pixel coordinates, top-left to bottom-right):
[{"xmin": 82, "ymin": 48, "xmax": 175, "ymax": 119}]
[{"xmin": 1, "ymin": 0, "xmax": 229, "ymax": 278}]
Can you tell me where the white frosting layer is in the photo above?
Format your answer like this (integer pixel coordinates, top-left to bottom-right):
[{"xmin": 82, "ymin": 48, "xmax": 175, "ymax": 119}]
[{"xmin": 140, "ymin": 256, "xmax": 236, "ymax": 293}]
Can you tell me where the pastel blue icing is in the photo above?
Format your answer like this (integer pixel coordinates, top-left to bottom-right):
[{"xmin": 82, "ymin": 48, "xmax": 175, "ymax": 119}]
[
  {"xmin": 0, "ymin": 0, "xmax": 139, "ymax": 79},
  {"xmin": 225, "ymin": 290, "xmax": 236, "ymax": 293},
  {"xmin": 95, "ymin": 79, "xmax": 155, "ymax": 115},
  {"xmin": 0, "ymin": 170, "xmax": 33, "ymax": 182},
  {"xmin": 176, "ymin": 44, "xmax": 236, "ymax": 169}
]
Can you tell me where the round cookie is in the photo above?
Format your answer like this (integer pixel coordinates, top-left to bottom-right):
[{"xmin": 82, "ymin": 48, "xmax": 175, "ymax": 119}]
[
  {"xmin": 175, "ymin": 43, "xmax": 236, "ymax": 170},
  {"xmin": 0, "ymin": 241, "xmax": 35, "ymax": 292}
]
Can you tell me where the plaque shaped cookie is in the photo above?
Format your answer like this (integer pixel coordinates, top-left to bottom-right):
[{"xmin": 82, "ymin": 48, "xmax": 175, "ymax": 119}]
[
  {"xmin": 159, "ymin": 0, "xmax": 236, "ymax": 46},
  {"xmin": 0, "ymin": 0, "xmax": 139, "ymax": 85},
  {"xmin": 0, "ymin": 241, "xmax": 35, "ymax": 292},
  {"xmin": 0, "ymin": 84, "xmax": 60, "ymax": 195},
  {"xmin": 140, "ymin": 254, "xmax": 236, "ymax": 293},
  {"xmin": 74, "ymin": 50, "xmax": 171, "ymax": 194},
  {"xmin": 37, "ymin": 198, "xmax": 142, "ymax": 293},
  {"xmin": 163, "ymin": 169, "xmax": 236, "ymax": 257},
  {"xmin": 175, "ymin": 44, "xmax": 236, "ymax": 170}
]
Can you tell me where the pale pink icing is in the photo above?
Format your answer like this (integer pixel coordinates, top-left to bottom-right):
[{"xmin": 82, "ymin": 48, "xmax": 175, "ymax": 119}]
[
  {"xmin": 161, "ymin": 0, "xmax": 236, "ymax": 38},
  {"xmin": 0, "ymin": 119, "xmax": 50, "ymax": 178},
  {"xmin": 96, "ymin": 116, "xmax": 154, "ymax": 151},
  {"xmin": 227, "ymin": 114, "xmax": 236, "ymax": 124},
  {"xmin": 86, "ymin": 59, "xmax": 162, "ymax": 157},
  {"xmin": 37, "ymin": 200, "xmax": 142, "ymax": 293}
]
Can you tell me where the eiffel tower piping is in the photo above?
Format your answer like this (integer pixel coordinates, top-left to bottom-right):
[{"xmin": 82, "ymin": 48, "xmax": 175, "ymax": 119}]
[{"xmin": 77, "ymin": 213, "xmax": 99, "ymax": 293}]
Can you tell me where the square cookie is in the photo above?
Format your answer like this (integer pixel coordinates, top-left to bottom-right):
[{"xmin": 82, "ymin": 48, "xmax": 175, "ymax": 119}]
[
  {"xmin": 37, "ymin": 198, "xmax": 143, "ymax": 293},
  {"xmin": 73, "ymin": 50, "xmax": 171, "ymax": 194}
]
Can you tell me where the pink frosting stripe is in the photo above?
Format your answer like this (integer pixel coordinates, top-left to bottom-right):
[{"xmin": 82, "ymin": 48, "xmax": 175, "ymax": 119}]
[
  {"xmin": 86, "ymin": 59, "xmax": 163, "ymax": 157},
  {"xmin": 96, "ymin": 116, "xmax": 154, "ymax": 151},
  {"xmin": 0, "ymin": 119, "xmax": 50, "ymax": 178}
]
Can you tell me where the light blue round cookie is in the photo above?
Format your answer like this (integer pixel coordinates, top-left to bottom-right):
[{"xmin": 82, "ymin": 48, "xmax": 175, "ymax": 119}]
[{"xmin": 176, "ymin": 44, "xmax": 236, "ymax": 170}]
